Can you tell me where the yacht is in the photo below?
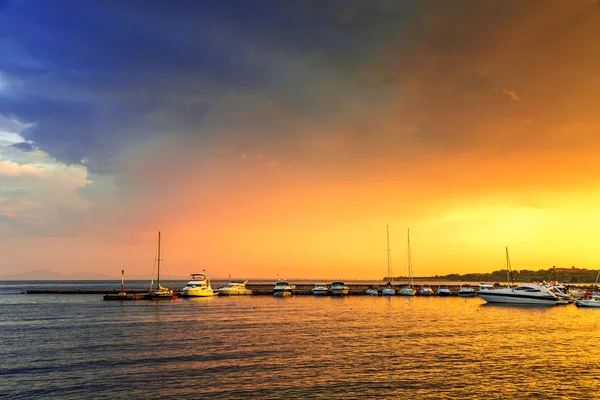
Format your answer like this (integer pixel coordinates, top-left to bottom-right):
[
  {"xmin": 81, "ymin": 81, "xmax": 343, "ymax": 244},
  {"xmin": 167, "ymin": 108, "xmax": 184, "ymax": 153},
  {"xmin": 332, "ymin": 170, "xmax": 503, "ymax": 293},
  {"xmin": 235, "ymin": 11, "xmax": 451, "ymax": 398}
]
[
  {"xmin": 329, "ymin": 281, "xmax": 349, "ymax": 296},
  {"xmin": 575, "ymin": 294, "xmax": 600, "ymax": 308},
  {"xmin": 458, "ymin": 284, "xmax": 476, "ymax": 297},
  {"xmin": 418, "ymin": 286, "xmax": 434, "ymax": 296},
  {"xmin": 381, "ymin": 226, "xmax": 395, "ymax": 296},
  {"xmin": 479, "ymin": 283, "xmax": 495, "ymax": 291},
  {"xmin": 311, "ymin": 283, "xmax": 329, "ymax": 296},
  {"xmin": 273, "ymin": 280, "xmax": 293, "ymax": 297},
  {"xmin": 437, "ymin": 286, "xmax": 452, "ymax": 296},
  {"xmin": 182, "ymin": 273, "xmax": 217, "ymax": 297},
  {"xmin": 477, "ymin": 283, "xmax": 569, "ymax": 305},
  {"xmin": 365, "ymin": 287, "xmax": 379, "ymax": 296},
  {"xmin": 218, "ymin": 280, "xmax": 252, "ymax": 295},
  {"xmin": 397, "ymin": 286, "xmax": 415, "ymax": 296}
]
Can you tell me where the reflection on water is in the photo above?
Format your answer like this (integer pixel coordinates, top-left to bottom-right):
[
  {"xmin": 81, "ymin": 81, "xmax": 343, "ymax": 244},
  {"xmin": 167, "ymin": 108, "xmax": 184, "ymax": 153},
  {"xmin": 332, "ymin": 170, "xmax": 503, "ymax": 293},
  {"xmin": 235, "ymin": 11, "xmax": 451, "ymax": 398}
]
[{"xmin": 1, "ymin": 286, "xmax": 599, "ymax": 399}]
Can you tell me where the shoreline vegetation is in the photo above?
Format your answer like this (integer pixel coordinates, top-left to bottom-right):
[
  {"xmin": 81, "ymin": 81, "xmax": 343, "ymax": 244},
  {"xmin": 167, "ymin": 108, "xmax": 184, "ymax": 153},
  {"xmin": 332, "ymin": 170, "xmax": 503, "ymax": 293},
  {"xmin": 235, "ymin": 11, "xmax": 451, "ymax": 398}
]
[{"xmin": 387, "ymin": 266, "xmax": 600, "ymax": 284}]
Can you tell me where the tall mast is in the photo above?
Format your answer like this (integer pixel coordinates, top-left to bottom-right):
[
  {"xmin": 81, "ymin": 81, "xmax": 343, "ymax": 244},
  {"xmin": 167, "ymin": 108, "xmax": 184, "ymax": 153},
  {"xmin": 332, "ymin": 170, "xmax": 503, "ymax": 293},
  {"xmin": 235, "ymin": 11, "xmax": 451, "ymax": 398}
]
[
  {"xmin": 506, "ymin": 247, "xmax": 513, "ymax": 286},
  {"xmin": 407, "ymin": 228, "xmax": 412, "ymax": 287},
  {"xmin": 157, "ymin": 231, "xmax": 161, "ymax": 287},
  {"xmin": 387, "ymin": 225, "xmax": 393, "ymax": 286}
]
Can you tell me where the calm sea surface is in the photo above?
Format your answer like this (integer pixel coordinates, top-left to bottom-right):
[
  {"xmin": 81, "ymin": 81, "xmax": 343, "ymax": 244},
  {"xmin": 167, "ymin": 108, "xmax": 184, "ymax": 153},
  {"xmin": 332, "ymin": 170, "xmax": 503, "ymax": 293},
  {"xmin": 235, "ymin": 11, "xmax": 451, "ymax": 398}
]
[{"xmin": 1, "ymin": 281, "xmax": 599, "ymax": 399}]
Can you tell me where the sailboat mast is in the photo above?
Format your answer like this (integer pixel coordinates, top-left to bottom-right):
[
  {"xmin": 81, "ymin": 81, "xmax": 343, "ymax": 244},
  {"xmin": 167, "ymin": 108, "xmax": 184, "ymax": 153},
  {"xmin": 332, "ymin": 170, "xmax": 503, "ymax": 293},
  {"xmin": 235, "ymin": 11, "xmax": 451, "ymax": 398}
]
[
  {"xmin": 505, "ymin": 247, "xmax": 514, "ymax": 286},
  {"xmin": 387, "ymin": 225, "xmax": 393, "ymax": 285},
  {"xmin": 157, "ymin": 231, "xmax": 161, "ymax": 287},
  {"xmin": 407, "ymin": 228, "xmax": 412, "ymax": 287}
]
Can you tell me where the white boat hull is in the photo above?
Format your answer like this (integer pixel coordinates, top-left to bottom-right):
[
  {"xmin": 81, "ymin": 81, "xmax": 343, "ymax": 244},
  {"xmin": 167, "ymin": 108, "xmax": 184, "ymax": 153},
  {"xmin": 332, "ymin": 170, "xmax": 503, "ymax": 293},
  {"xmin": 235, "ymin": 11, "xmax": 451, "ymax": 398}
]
[
  {"xmin": 183, "ymin": 287, "xmax": 216, "ymax": 297},
  {"xmin": 478, "ymin": 293, "xmax": 563, "ymax": 305},
  {"xmin": 311, "ymin": 289, "xmax": 329, "ymax": 295},
  {"xmin": 381, "ymin": 288, "xmax": 395, "ymax": 296},
  {"xmin": 218, "ymin": 288, "xmax": 252, "ymax": 295},
  {"xmin": 397, "ymin": 288, "xmax": 414, "ymax": 296},
  {"xmin": 576, "ymin": 299, "xmax": 600, "ymax": 307}
]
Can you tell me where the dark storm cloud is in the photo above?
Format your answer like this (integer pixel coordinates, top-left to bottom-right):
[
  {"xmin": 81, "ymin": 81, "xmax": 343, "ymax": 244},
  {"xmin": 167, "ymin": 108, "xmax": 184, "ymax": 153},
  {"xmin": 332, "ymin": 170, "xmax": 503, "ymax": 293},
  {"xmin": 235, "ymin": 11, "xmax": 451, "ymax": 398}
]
[{"xmin": 1, "ymin": 0, "xmax": 599, "ymax": 174}]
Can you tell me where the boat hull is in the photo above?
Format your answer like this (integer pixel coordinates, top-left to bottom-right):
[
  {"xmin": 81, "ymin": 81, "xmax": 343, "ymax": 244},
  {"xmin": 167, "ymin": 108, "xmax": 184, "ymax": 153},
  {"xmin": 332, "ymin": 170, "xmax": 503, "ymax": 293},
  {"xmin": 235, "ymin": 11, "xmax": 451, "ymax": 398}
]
[
  {"xmin": 183, "ymin": 288, "xmax": 216, "ymax": 297},
  {"xmin": 575, "ymin": 299, "xmax": 600, "ymax": 307},
  {"xmin": 381, "ymin": 288, "xmax": 395, "ymax": 296},
  {"xmin": 330, "ymin": 288, "xmax": 349, "ymax": 296},
  {"xmin": 478, "ymin": 293, "xmax": 562, "ymax": 305},
  {"xmin": 274, "ymin": 290, "xmax": 292, "ymax": 297},
  {"xmin": 397, "ymin": 288, "xmax": 414, "ymax": 296},
  {"xmin": 311, "ymin": 289, "xmax": 329, "ymax": 296},
  {"xmin": 218, "ymin": 289, "xmax": 252, "ymax": 295}
]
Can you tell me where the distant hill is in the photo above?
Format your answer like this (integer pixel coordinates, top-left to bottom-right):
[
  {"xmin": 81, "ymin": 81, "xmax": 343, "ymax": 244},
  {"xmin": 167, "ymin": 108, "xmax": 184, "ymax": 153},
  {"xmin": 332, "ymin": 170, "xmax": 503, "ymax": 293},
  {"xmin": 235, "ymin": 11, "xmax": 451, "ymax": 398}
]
[
  {"xmin": 0, "ymin": 269, "xmax": 190, "ymax": 280},
  {"xmin": 387, "ymin": 266, "xmax": 600, "ymax": 284}
]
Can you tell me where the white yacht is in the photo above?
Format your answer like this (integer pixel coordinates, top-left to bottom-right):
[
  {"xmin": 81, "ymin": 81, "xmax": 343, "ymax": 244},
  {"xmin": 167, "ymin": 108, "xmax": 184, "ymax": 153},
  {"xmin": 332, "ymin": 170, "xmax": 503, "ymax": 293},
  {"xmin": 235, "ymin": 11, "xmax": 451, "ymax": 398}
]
[
  {"xmin": 273, "ymin": 280, "xmax": 293, "ymax": 297},
  {"xmin": 397, "ymin": 286, "xmax": 415, "ymax": 296},
  {"xmin": 458, "ymin": 284, "xmax": 476, "ymax": 297},
  {"xmin": 575, "ymin": 295, "xmax": 600, "ymax": 308},
  {"xmin": 437, "ymin": 286, "xmax": 452, "ymax": 296},
  {"xmin": 182, "ymin": 273, "xmax": 216, "ymax": 297},
  {"xmin": 418, "ymin": 286, "xmax": 434, "ymax": 296},
  {"xmin": 381, "ymin": 284, "xmax": 395, "ymax": 296},
  {"xmin": 329, "ymin": 281, "xmax": 349, "ymax": 296},
  {"xmin": 365, "ymin": 287, "xmax": 379, "ymax": 296},
  {"xmin": 479, "ymin": 283, "xmax": 495, "ymax": 291},
  {"xmin": 311, "ymin": 283, "xmax": 329, "ymax": 296},
  {"xmin": 218, "ymin": 280, "xmax": 252, "ymax": 295},
  {"xmin": 477, "ymin": 283, "xmax": 568, "ymax": 305}
]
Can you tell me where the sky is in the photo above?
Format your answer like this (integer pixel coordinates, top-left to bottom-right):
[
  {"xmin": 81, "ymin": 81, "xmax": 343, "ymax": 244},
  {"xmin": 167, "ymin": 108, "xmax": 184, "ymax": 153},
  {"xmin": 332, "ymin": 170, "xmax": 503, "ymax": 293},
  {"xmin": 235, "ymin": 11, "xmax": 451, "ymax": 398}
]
[{"xmin": 1, "ymin": 0, "xmax": 600, "ymax": 279}]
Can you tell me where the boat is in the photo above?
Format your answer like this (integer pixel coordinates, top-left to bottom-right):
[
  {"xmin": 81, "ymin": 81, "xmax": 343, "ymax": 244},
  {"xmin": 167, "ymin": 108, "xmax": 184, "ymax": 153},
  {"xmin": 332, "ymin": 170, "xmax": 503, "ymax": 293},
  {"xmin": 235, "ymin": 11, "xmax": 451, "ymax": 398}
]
[
  {"xmin": 311, "ymin": 282, "xmax": 329, "ymax": 296},
  {"xmin": 477, "ymin": 248, "xmax": 569, "ymax": 305},
  {"xmin": 417, "ymin": 286, "xmax": 434, "ymax": 296},
  {"xmin": 329, "ymin": 281, "xmax": 349, "ymax": 296},
  {"xmin": 149, "ymin": 231, "xmax": 174, "ymax": 300},
  {"xmin": 381, "ymin": 225, "xmax": 395, "ymax": 296},
  {"xmin": 575, "ymin": 293, "xmax": 600, "ymax": 307},
  {"xmin": 181, "ymin": 273, "xmax": 217, "ymax": 297},
  {"xmin": 479, "ymin": 283, "xmax": 495, "ymax": 291},
  {"xmin": 457, "ymin": 284, "xmax": 476, "ymax": 297},
  {"xmin": 218, "ymin": 280, "xmax": 252, "ymax": 295},
  {"xmin": 365, "ymin": 287, "xmax": 379, "ymax": 296},
  {"xmin": 397, "ymin": 228, "xmax": 415, "ymax": 296},
  {"xmin": 273, "ymin": 280, "xmax": 293, "ymax": 297},
  {"xmin": 436, "ymin": 286, "xmax": 452, "ymax": 296}
]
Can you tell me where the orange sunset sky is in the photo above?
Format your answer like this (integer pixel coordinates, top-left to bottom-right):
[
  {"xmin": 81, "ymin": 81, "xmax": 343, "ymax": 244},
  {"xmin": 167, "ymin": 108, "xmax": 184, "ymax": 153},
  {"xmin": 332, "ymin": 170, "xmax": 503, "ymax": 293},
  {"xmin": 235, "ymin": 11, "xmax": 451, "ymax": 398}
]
[{"xmin": 1, "ymin": 1, "xmax": 600, "ymax": 279}]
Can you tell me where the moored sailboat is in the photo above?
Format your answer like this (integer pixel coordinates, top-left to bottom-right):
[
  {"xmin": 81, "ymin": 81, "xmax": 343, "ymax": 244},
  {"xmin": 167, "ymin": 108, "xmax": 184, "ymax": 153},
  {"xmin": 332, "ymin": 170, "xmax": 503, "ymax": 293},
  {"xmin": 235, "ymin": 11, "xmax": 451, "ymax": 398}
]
[
  {"xmin": 381, "ymin": 225, "xmax": 395, "ymax": 296},
  {"xmin": 397, "ymin": 228, "xmax": 415, "ymax": 296},
  {"xmin": 149, "ymin": 231, "xmax": 174, "ymax": 300}
]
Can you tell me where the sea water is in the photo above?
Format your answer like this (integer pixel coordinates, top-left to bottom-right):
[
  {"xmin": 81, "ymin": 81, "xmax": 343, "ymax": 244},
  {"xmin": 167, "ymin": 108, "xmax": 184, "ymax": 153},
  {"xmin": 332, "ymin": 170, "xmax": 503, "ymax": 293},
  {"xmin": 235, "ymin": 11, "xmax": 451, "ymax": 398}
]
[{"xmin": 1, "ymin": 281, "xmax": 599, "ymax": 399}]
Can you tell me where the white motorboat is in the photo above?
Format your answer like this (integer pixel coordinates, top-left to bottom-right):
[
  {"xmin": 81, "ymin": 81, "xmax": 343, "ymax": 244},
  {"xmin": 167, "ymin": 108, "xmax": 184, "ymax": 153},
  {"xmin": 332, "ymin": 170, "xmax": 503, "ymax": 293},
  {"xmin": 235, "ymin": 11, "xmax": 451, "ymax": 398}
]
[
  {"xmin": 311, "ymin": 282, "xmax": 329, "ymax": 296},
  {"xmin": 478, "ymin": 283, "xmax": 570, "ymax": 305},
  {"xmin": 365, "ymin": 288, "xmax": 379, "ymax": 296},
  {"xmin": 397, "ymin": 286, "xmax": 415, "ymax": 296},
  {"xmin": 418, "ymin": 286, "xmax": 434, "ymax": 296},
  {"xmin": 437, "ymin": 286, "xmax": 452, "ymax": 296},
  {"xmin": 381, "ymin": 284, "xmax": 395, "ymax": 296},
  {"xmin": 458, "ymin": 284, "xmax": 476, "ymax": 297},
  {"xmin": 218, "ymin": 280, "xmax": 252, "ymax": 295},
  {"xmin": 273, "ymin": 280, "xmax": 293, "ymax": 297},
  {"xmin": 329, "ymin": 281, "xmax": 349, "ymax": 296},
  {"xmin": 182, "ymin": 273, "xmax": 217, "ymax": 297},
  {"xmin": 479, "ymin": 283, "xmax": 495, "ymax": 291},
  {"xmin": 575, "ymin": 296, "xmax": 600, "ymax": 308},
  {"xmin": 397, "ymin": 229, "xmax": 415, "ymax": 297}
]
